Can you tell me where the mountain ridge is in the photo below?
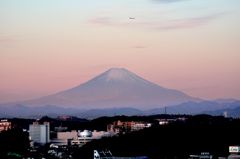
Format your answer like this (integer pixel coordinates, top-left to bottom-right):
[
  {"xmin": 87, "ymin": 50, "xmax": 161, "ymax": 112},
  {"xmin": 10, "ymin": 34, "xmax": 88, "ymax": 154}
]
[{"xmin": 1, "ymin": 99, "xmax": 240, "ymax": 118}]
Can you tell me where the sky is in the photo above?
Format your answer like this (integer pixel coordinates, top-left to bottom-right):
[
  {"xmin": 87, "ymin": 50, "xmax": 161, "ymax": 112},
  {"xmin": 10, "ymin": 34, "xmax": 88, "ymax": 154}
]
[{"xmin": 0, "ymin": 0, "xmax": 240, "ymax": 102}]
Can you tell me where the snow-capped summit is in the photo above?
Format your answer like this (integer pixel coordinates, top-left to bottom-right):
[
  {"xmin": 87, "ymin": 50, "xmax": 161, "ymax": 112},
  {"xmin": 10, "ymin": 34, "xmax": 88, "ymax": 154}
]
[
  {"xmin": 89, "ymin": 68, "xmax": 151, "ymax": 85},
  {"xmin": 17, "ymin": 68, "xmax": 199, "ymax": 109},
  {"xmin": 104, "ymin": 68, "xmax": 134, "ymax": 81}
]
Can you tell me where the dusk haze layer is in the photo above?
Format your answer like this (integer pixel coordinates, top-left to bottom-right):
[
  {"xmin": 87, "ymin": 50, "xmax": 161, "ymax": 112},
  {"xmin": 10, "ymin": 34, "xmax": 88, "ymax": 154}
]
[{"xmin": 1, "ymin": 0, "xmax": 240, "ymax": 103}]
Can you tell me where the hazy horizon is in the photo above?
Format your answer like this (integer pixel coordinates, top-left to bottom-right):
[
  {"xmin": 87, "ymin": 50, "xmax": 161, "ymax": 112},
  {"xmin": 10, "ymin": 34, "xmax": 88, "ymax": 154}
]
[{"xmin": 1, "ymin": 0, "xmax": 240, "ymax": 103}]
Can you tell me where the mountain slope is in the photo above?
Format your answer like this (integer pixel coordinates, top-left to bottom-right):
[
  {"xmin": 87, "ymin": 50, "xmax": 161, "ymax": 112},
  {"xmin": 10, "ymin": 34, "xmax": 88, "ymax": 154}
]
[{"xmin": 9, "ymin": 68, "xmax": 199, "ymax": 109}]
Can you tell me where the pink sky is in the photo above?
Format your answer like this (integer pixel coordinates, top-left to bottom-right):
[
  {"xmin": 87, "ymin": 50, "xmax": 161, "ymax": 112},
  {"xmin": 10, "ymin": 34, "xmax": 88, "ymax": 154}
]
[{"xmin": 0, "ymin": 0, "xmax": 240, "ymax": 102}]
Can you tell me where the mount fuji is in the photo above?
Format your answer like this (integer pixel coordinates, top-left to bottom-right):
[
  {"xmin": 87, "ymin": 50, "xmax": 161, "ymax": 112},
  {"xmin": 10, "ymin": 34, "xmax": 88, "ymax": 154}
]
[{"xmin": 9, "ymin": 68, "xmax": 200, "ymax": 109}]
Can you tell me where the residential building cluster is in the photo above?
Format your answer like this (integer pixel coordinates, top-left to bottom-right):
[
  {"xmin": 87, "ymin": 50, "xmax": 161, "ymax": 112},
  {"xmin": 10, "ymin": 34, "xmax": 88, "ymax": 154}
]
[
  {"xmin": 28, "ymin": 120, "xmax": 152, "ymax": 148},
  {"xmin": 157, "ymin": 117, "xmax": 187, "ymax": 125},
  {"xmin": 107, "ymin": 120, "xmax": 152, "ymax": 134}
]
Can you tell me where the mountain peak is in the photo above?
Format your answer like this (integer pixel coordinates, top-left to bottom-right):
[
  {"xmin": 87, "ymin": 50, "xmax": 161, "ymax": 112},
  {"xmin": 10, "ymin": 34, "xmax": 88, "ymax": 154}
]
[
  {"xmin": 99, "ymin": 68, "xmax": 150, "ymax": 84},
  {"xmin": 104, "ymin": 68, "xmax": 130, "ymax": 81},
  {"xmin": 17, "ymin": 68, "xmax": 198, "ymax": 109},
  {"xmin": 107, "ymin": 67, "xmax": 127, "ymax": 74}
]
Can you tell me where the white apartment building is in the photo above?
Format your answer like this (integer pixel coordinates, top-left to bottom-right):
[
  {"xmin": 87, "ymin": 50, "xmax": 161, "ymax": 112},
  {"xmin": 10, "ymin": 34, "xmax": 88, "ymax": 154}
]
[{"xmin": 29, "ymin": 122, "xmax": 50, "ymax": 145}]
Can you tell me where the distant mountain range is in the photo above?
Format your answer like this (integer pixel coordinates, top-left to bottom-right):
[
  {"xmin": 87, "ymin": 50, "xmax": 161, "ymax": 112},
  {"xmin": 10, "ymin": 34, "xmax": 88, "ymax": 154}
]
[
  {"xmin": 0, "ymin": 68, "xmax": 239, "ymax": 118},
  {"xmin": 1, "ymin": 100, "xmax": 239, "ymax": 119}
]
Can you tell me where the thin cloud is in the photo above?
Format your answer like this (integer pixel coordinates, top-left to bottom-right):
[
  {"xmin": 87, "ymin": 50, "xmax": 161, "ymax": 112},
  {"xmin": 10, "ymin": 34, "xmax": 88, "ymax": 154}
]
[
  {"xmin": 90, "ymin": 17, "xmax": 113, "ymax": 25},
  {"xmin": 133, "ymin": 45, "xmax": 147, "ymax": 49},
  {"xmin": 0, "ymin": 35, "xmax": 21, "ymax": 48},
  {"xmin": 154, "ymin": 13, "xmax": 224, "ymax": 30},
  {"xmin": 151, "ymin": 0, "xmax": 189, "ymax": 3},
  {"xmin": 89, "ymin": 13, "xmax": 225, "ymax": 31},
  {"xmin": 0, "ymin": 36, "xmax": 15, "ymax": 43},
  {"xmin": 0, "ymin": 34, "xmax": 20, "ymax": 44}
]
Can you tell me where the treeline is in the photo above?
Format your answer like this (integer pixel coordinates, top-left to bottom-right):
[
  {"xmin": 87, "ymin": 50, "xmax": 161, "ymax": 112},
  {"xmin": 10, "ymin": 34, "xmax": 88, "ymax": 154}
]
[{"xmin": 5, "ymin": 114, "xmax": 189, "ymax": 131}]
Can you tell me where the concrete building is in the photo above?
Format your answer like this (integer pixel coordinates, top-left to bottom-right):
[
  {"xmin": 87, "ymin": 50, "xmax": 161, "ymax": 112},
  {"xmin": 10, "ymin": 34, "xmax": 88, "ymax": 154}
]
[
  {"xmin": 107, "ymin": 120, "xmax": 152, "ymax": 134},
  {"xmin": 76, "ymin": 130, "xmax": 112, "ymax": 146},
  {"xmin": 52, "ymin": 130, "xmax": 112, "ymax": 146},
  {"xmin": 52, "ymin": 130, "xmax": 78, "ymax": 146},
  {"xmin": 54, "ymin": 126, "xmax": 67, "ymax": 132},
  {"xmin": 189, "ymin": 152, "xmax": 213, "ymax": 159},
  {"xmin": 0, "ymin": 119, "xmax": 12, "ymax": 132},
  {"xmin": 29, "ymin": 122, "xmax": 50, "ymax": 145},
  {"xmin": 131, "ymin": 123, "xmax": 151, "ymax": 131}
]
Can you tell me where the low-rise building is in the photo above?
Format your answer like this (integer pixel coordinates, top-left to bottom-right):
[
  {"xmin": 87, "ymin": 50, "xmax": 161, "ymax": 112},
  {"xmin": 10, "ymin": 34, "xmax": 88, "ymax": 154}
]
[
  {"xmin": 54, "ymin": 126, "xmax": 68, "ymax": 132},
  {"xmin": 107, "ymin": 120, "xmax": 152, "ymax": 134},
  {"xmin": 52, "ymin": 130, "xmax": 112, "ymax": 146},
  {"xmin": 0, "ymin": 119, "xmax": 11, "ymax": 132},
  {"xmin": 189, "ymin": 152, "xmax": 213, "ymax": 159}
]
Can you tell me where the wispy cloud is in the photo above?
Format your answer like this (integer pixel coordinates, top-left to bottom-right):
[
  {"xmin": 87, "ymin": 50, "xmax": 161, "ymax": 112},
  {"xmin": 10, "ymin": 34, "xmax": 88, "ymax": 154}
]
[
  {"xmin": 0, "ymin": 34, "xmax": 22, "ymax": 49},
  {"xmin": 89, "ymin": 12, "xmax": 225, "ymax": 31},
  {"xmin": 90, "ymin": 17, "xmax": 114, "ymax": 26},
  {"xmin": 154, "ymin": 13, "xmax": 224, "ymax": 30},
  {"xmin": 150, "ymin": 0, "xmax": 189, "ymax": 4},
  {"xmin": 133, "ymin": 45, "xmax": 147, "ymax": 49},
  {"xmin": 0, "ymin": 36, "xmax": 15, "ymax": 43}
]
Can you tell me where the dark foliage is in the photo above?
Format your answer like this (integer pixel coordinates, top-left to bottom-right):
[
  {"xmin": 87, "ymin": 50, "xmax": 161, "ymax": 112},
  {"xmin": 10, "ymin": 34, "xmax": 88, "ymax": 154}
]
[
  {"xmin": 73, "ymin": 116, "xmax": 240, "ymax": 159},
  {"xmin": 0, "ymin": 128, "xmax": 30, "ymax": 159}
]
